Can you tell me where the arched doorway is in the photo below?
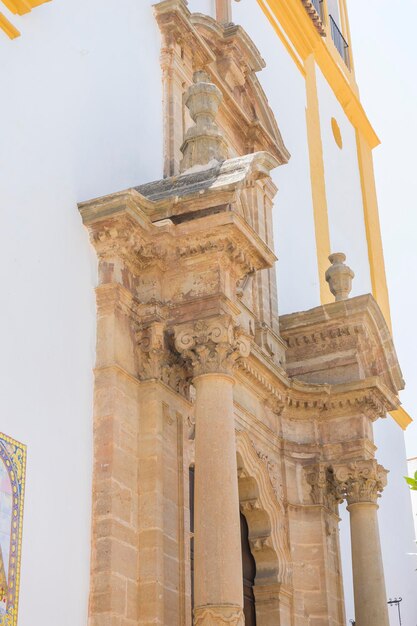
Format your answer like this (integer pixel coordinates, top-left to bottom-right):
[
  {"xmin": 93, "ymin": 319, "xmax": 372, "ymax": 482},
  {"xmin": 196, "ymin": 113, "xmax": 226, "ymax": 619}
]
[{"xmin": 241, "ymin": 512, "xmax": 256, "ymax": 625}]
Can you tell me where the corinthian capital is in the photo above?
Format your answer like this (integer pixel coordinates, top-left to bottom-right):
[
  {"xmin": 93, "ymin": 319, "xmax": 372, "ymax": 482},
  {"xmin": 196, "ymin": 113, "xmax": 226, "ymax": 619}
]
[
  {"xmin": 136, "ymin": 322, "xmax": 192, "ymax": 398},
  {"xmin": 174, "ymin": 315, "xmax": 251, "ymax": 377},
  {"xmin": 306, "ymin": 463, "xmax": 344, "ymax": 513},
  {"xmin": 333, "ymin": 460, "xmax": 388, "ymax": 505}
]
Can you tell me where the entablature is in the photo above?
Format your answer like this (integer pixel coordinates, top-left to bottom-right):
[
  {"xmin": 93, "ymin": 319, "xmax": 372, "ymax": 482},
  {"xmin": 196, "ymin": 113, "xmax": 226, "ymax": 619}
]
[{"xmin": 280, "ymin": 295, "xmax": 404, "ymax": 397}]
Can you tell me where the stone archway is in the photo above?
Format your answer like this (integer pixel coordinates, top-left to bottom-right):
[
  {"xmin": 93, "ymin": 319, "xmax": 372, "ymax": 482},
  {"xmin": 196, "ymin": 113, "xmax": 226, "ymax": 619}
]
[{"xmin": 236, "ymin": 431, "xmax": 293, "ymax": 625}]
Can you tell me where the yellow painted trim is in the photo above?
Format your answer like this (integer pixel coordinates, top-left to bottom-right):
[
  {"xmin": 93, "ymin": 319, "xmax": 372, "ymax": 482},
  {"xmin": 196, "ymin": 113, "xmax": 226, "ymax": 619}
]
[
  {"xmin": 0, "ymin": 11, "xmax": 19, "ymax": 37},
  {"xmin": 258, "ymin": 0, "xmax": 380, "ymax": 149},
  {"xmin": 355, "ymin": 133, "xmax": 412, "ymax": 429},
  {"xmin": 258, "ymin": 0, "xmax": 305, "ymax": 76},
  {"xmin": 2, "ymin": 0, "xmax": 31, "ymax": 15},
  {"xmin": 305, "ymin": 55, "xmax": 333, "ymax": 304},
  {"xmin": 331, "ymin": 117, "xmax": 343, "ymax": 149},
  {"xmin": 1, "ymin": 0, "xmax": 49, "ymax": 12},
  {"xmin": 0, "ymin": 0, "xmax": 50, "ymax": 38},
  {"xmin": 355, "ymin": 128, "xmax": 392, "ymax": 331},
  {"xmin": 390, "ymin": 408, "xmax": 413, "ymax": 431}
]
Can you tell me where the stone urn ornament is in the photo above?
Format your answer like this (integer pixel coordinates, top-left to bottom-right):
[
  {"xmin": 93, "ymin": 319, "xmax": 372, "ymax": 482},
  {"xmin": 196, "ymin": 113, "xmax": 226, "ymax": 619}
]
[
  {"xmin": 180, "ymin": 70, "xmax": 229, "ymax": 173},
  {"xmin": 325, "ymin": 252, "xmax": 355, "ymax": 301}
]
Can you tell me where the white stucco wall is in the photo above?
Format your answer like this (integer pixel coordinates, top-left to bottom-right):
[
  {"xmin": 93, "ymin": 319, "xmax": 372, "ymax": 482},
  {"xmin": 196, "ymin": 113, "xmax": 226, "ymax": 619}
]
[
  {"xmin": 407, "ymin": 457, "xmax": 417, "ymax": 540},
  {"xmin": 187, "ymin": 0, "xmax": 215, "ymax": 17},
  {"xmin": 0, "ymin": 1, "xmax": 163, "ymax": 625},
  {"xmin": 234, "ymin": 3, "xmax": 321, "ymax": 316},
  {"xmin": 315, "ymin": 67, "xmax": 372, "ymax": 298}
]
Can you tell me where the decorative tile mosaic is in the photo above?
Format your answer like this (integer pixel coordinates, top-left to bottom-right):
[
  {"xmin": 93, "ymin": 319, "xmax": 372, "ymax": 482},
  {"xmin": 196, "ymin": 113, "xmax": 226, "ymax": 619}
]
[{"xmin": 0, "ymin": 434, "xmax": 26, "ymax": 626}]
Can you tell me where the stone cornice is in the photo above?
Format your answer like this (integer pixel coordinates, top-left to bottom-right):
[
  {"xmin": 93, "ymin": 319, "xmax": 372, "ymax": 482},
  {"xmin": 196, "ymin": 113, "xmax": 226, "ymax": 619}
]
[
  {"xmin": 280, "ymin": 294, "xmax": 404, "ymax": 396},
  {"xmin": 154, "ymin": 0, "xmax": 215, "ymax": 69},
  {"xmin": 79, "ymin": 181, "xmax": 277, "ymax": 280},
  {"xmin": 238, "ymin": 347, "xmax": 399, "ymax": 421}
]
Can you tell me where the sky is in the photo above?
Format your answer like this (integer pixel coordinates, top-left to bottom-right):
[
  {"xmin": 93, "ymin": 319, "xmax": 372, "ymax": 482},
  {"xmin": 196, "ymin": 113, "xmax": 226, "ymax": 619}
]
[{"xmin": 347, "ymin": 0, "xmax": 417, "ymax": 458}]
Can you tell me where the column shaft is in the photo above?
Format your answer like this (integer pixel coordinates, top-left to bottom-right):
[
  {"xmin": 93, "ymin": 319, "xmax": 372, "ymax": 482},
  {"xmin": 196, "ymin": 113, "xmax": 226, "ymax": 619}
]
[
  {"xmin": 193, "ymin": 373, "xmax": 244, "ymax": 625},
  {"xmin": 348, "ymin": 502, "xmax": 389, "ymax": 626}
]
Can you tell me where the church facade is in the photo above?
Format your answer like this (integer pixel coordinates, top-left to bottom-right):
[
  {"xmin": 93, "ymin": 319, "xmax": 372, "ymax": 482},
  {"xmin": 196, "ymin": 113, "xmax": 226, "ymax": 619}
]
[{"xmin": 1, "ymin": 1, "xmax": 416, "ymax": 626}]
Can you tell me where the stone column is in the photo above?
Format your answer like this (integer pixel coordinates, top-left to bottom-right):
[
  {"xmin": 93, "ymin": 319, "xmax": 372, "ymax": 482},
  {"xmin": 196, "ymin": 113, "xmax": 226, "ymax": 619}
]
[
  {"xmin": 175, "ymin": 316, "xmax": 250, "ymax": 626},
  {"xmin": 335, "ymin": 461, "xmax": 389, "ymax": 626}
]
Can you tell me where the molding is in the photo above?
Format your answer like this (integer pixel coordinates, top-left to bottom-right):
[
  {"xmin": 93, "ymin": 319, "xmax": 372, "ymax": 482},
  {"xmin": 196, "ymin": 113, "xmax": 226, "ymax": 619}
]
[
  {"xmin": 194, "ymin": 605, "xmax": 244, "ymax": 626},
  {"xmin": 0, "ymin": 0, "xmax": 50, "ymax": 39},
  {"xmin": 2, "ymin": 0, "xmax": 50, "ymax": 15},
  {"xmin": 0, "ymin": 11, "xmax": 19, "ymax": 37},
  {"xmin": 236, "ymin": 431, "xmax": 292, "ymax": 585},
  {"xmin": 390, "ymin": 407, "xmax": 413, "ymax": 431},
  {"xmin": 280, "ymin": 294, "xmax": 405, "ymax": 396}
]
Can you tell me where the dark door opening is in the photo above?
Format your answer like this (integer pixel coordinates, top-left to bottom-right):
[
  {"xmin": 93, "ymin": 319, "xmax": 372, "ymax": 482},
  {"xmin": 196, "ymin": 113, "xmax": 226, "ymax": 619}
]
[
  {"xmin": 189, "ymin": 466, "xmax": 195, "ymax": 617},
  {"xmin": 241, "ymin": 512, "xmax": 257, "ymax": 625}
]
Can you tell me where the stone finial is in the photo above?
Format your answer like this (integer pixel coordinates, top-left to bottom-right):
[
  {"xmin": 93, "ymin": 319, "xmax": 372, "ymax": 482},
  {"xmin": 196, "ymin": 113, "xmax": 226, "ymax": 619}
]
[
  {"xmin": 180, "ymin": 70, "xmax": 229, "ymax": 173},
  {"xmin": 325, "ymin": 252, "xmax": 355, "ymax": 302}
]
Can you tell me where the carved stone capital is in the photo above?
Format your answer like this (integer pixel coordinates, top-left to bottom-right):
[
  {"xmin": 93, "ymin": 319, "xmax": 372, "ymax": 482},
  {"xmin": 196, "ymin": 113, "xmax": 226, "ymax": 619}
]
[
  {"xmin": 136, "ymin": 322, "xmax": 166, "ymax": 380},
  {"xmin": 194, "ymin": 605, "xmax": 244, "ymax": 626},
  {"xmin": 174, "ymin": 315, "xmax": 250, "ymax": 377},
  {"xmin": 136, "ymin": 322, "xmax": 192, "ymax": 398},
  {"xmin": 333, "ymin": 460, "xmax": 388, "ymax": 505},
  {"xmin": 306, "ymin": 463, "xmax": 343, "ymax": 513}
]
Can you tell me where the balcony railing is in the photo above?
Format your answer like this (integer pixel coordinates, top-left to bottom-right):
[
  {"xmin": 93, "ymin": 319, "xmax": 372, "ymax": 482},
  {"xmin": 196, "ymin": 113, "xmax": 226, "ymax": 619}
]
[
  {"xmin": 301, "ymin": 0, "xmax": 326, "ymax": 36},
  {"xmin": 329, "ymin": 14, "xmax": 351, "ymax": 69}
]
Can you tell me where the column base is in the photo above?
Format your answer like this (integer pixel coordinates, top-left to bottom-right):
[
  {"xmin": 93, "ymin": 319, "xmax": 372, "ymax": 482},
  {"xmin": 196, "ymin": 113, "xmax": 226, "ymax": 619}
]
[{"xmin": 194, "ymin": 605, "xmax": 244, "ymax": 625}]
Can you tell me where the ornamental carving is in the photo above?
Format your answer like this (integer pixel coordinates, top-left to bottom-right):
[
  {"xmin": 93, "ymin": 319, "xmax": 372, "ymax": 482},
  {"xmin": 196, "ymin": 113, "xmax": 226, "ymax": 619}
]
[
  {"xmin": 306, "ymin": 463, "xmax": 344, "ymax": 513},
  {"xmin": 333, "ymin": 460, "xmax": 388, "ymax": 505},
  {"xmin": 89, "ymin": 217, "xmax": 167, "ymax": 273},
  {"xmin": 0, "ymin": 433, "xmax": 26, "ymax": 626},
  {"xmin": 136, "ymin": 322, "xmax": 192, "ymax": 398},
  {"xmin": 174, "ymin": 315, "xmax": 251, "ymax": 377},
  {"xmin": 236, "ymin": 432, "xmax": 292, "ymax": 585},
  {"xmin": 194, "ymin": 605, "xmax": 244, "ymax": 626},
  {"xmin": 307, "ymin": 460, "xmax": 388, "ymax": 508},
  {"xmin": 253, "ymin": 442, "xmax": 285, "ymax": 503}
]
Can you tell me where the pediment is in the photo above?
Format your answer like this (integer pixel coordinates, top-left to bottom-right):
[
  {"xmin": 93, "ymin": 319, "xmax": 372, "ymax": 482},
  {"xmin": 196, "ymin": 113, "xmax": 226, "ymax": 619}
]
[
  {"xmin": 155, "ymin": 0, "xmax": 290, "ymax": 175},
  {"xmin": 191, "ymin": 14, "xmax": 290, "ymax": 164}
]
